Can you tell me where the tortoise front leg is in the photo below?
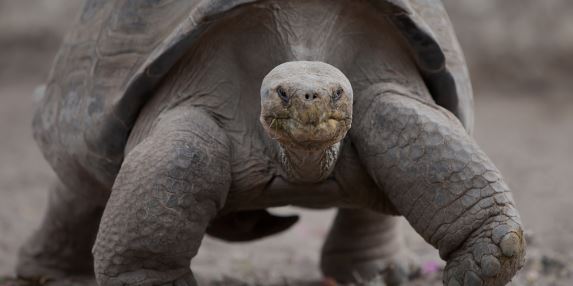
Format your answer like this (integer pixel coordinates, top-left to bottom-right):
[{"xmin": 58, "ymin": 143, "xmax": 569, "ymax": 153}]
[
  {"xmin": 93, "ymin": 107, "xmax": 231, "ymax": 286},
  {"xmin": 351, "ymin": 88, "xmax": 525, "ymax": 286}
]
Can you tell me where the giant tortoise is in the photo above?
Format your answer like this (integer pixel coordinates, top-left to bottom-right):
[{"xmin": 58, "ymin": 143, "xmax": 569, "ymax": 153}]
[{"xmin": 18, "ymin": 0, "xmax": 526, "ymax": 285}]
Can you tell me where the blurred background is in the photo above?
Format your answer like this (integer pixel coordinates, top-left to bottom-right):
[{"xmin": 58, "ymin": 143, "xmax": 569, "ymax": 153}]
[{"xmin": 0, "ymin": 1, "xmax": 572, "ymax": 285}]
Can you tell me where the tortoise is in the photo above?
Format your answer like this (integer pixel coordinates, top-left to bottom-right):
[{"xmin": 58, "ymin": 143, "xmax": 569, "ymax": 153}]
[{"xmin": 18, "ymin": 0, "xmax": 526, "ymax": 285}]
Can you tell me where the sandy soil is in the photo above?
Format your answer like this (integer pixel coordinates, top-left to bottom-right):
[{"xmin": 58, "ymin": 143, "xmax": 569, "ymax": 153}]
[{"xmin": 1, "ymin": 1, "xmax": 573, "ymax": 285}]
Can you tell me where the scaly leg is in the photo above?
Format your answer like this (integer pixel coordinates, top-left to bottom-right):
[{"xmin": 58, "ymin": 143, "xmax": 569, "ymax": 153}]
[
  {"xmin": 321, "ymin": 209, "xmax": 417, "ymax": 285},
  {"xmin": 93, "ymin": 107, "xmax": 232, "ymax": 285},
  {"xmin": 352, "ymin": 87, "xmax": 525, "ymax": 286}
]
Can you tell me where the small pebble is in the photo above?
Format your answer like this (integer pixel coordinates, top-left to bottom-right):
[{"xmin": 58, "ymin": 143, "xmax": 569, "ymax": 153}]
[{"xmin": 526, "ymin": 270, "xmax": 539, "ymax": 283}]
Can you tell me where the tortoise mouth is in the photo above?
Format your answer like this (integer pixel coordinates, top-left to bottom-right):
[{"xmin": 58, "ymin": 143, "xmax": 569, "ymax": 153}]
[{"xmin": 262, "ymin": 114, "xmax": 351, "ymax": 150}]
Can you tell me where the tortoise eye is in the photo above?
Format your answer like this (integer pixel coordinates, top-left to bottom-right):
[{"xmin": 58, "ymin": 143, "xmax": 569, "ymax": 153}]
[
  {"xmin": 332, "ymin": 88, "xmax": 343, "ymax": 101},
  {"xmin": 276, "ymin": 86, "xmax": 289, "ymax": 103}
]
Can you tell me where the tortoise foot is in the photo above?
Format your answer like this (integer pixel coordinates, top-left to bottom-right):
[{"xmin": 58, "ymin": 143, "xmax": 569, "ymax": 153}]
[
  {"xmin": 321, "ymin": 210, "xmax": 419, "ymax": 285},
  {"xmin": 323, "ymin": 248, "xmax": 420, "ymax": 286}
]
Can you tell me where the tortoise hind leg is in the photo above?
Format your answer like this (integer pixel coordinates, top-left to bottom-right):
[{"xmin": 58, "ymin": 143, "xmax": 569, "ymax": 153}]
[
  {"xmin": 320, "ymin": 209, "xmax": 419, "ymax": 284},
  {"xmin": 17, "ymin": 179, "xmax": 107, "ymax": 280}
]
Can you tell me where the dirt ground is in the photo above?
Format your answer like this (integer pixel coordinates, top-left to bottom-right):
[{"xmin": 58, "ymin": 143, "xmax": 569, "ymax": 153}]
[{"xmin": 1, "ymin": 1, "xmax": 573, "ymax": 285}]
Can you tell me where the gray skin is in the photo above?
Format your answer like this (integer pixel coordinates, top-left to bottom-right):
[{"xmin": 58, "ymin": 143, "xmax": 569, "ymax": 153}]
[{"xmin": 17, "ymin": 0, "xmax": 525, "ymax": 285}]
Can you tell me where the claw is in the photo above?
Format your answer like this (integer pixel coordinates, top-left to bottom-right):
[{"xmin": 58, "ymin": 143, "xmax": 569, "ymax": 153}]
[{"xmin": 443, "ymin": 219, "xmax": 525, "ymax": 286}]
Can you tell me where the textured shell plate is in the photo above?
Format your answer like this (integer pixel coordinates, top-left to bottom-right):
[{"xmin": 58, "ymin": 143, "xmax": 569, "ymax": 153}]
[{"xmin": 33, "ymin": 0, "xmax": 472, "ymax": 189}]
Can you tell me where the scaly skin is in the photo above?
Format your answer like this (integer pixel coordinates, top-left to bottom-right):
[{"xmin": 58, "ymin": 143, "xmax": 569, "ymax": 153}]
[
  {"xmin": 93, "ymin": 106, "xmax": 231, "ymax": 285},
  {"xmin": 351, "ymin": 87, "xmax": 525, "ymax": 286},
  {"xmin": 321, "ymin": 209, "xmax": 416, "ymax": 285}
]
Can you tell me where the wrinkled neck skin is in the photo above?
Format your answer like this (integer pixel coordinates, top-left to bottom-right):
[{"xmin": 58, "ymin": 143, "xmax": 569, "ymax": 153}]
[
  {"xmin": 253, "ymin": 1, "xmax": 361, "ymax": 183},
  {"xmin": 279, "ymin": 142, "xmax": 341, "ymax": 184}
]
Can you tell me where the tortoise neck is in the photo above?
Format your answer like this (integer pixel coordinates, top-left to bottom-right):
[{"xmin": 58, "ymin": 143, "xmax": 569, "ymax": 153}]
[{"xmin": 279, "ymin": 142, "xmax": 341, "ymax": 184}]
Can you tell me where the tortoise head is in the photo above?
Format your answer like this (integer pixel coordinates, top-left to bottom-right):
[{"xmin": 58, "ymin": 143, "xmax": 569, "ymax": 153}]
[{"xmin": 260, "ymin": 61, "xmax": 353, "ymax": 151}]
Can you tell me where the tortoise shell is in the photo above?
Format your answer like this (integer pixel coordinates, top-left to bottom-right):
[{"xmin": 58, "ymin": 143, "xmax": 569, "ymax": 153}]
[{"xmin": 33, "ymin": 0, "xmax": 472, "ymax": 189}]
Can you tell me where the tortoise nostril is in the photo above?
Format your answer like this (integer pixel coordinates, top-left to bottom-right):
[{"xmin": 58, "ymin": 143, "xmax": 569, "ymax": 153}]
[{"xmin": 303, "ymin": 93, "xmax": 319, "ymax": 101}]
